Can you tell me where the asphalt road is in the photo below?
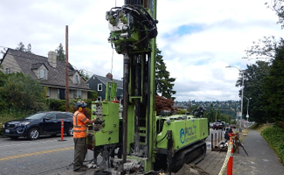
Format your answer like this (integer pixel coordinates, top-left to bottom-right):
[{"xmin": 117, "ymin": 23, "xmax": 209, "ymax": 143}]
[
  {"xmin": 0, "ymin": 135, "xmax": 91, "ymax": 175},
  {"xmin": 0, "ymin": 129, "xmax": 225, "ymax": 175}
]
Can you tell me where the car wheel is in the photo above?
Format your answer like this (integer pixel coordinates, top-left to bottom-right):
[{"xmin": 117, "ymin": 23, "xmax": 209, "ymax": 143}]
[
  {"xmin": 10, "ymin": 136, "xmax": 19, "ymax": 140},
  {"xmin": 67, "ymin": 126, "xmax": 73, "ymax": 136},
  {"xmin": 28, "ymin": 128, "xmax": 40, "ymax": 140}
]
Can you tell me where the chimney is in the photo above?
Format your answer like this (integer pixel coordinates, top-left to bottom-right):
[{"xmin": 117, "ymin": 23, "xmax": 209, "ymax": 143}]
[
  {"xmin": 106, "ymin": 73, "xmax": 113, "ymax": 80},
  {"xmin": 48, "ymin": 51, "xmax": 57, "ymax": 68}
]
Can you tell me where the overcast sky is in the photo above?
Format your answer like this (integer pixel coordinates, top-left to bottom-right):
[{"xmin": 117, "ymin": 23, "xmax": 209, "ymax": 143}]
[{"xmin": 0, "ymin": 0, "xmax": 282, "ymax": 102}]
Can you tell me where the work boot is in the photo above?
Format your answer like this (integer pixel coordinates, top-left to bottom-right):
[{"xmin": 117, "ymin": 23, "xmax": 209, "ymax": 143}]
[{"xmin": 73, "ymin": 167, "xmax": 87, "ymax": 172}]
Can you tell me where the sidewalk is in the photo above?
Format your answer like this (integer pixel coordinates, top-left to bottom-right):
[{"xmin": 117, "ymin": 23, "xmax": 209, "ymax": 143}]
[
  {"xmin": 197, "ymin": 150, "xmax": 226, "ymax": 175},
  {"xmin": 198, "ymin": 129, "xmax": 284, "ymax": 175},
  {"xmin": 231, "ymin": 129, "xmax": 284, "ymax": 175}
]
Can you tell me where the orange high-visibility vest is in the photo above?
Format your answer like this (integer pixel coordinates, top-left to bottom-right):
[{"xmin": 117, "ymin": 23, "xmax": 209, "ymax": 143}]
[{"xmin": 73, "ymin": 111, "xmax": 89, "ymax": 138}]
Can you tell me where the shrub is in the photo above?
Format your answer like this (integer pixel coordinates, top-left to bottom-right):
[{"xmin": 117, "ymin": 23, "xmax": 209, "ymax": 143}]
[
  {"xmin": 58, "ymin": 105, "xmax": 75, "ymax": 113},
  {"xmin": 0, "ymin": 73, "xmax": 47, "ymax": 112},
  {"xmin": 0, "ymin": 110, "xmax": 32, "ymax": 136},
  {"xmin": 46, "ymin": 99, "xmax": 66, "ymax": 110},
  {"xmin": 88, "ymin": 91, "xmax": 98, "ymax": 101}
]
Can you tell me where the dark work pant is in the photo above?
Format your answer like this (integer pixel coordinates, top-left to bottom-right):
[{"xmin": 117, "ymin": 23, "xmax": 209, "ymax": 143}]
[{"xmin": 73, "ymin": 137, "xmax": 87, "ymax": 170}]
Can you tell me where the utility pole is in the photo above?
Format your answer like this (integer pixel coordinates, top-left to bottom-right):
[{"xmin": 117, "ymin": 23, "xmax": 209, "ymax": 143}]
[
  {"xmin": 240, "ymin": 70, "xmax": 244, "ymax": 131},
  {"xmin": 65, "ymin": 25, "xmax": 69, "ymax": 112}
]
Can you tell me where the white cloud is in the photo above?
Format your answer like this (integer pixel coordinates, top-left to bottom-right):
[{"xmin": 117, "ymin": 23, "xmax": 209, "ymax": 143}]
[{"xmin": 0, "ymin": 0, "xmax": 282, "ymax": 101}]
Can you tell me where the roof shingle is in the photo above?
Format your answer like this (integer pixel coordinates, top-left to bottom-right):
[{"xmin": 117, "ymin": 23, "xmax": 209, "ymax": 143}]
[{"xmin": 4, "ymin": 48, "xmax": 89, "ymax": 90}]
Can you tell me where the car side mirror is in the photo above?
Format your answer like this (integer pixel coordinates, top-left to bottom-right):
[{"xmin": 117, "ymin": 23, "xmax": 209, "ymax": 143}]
[{"xmin": 43, "ymin": 117, "xmax": 50, "ymax": 121}]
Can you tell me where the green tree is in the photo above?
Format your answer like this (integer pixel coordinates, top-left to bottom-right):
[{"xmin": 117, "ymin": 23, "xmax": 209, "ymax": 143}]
[
  {"xmin": 88, "ymin": 90, "xmax": 98, "ymax": 101},
  {"xmin": 0, "ymin": 72, "xmax": 8, "ymax": 109},
  {"xmin": 155, "ymin": 46, "xmax": 176, "ymax": 99},
  {"xmin": 206, "ymin": 104, "xmax": 216, "ymax": 122},
  {"xmin": 0, "ymin": 73, "xmax": 47, "ymax": 112},
  {"xmin": 78, "ymin": 69, "xmax": 90, "ymax": 80},
  {"xmin": 263, "ymin": 39, "xmax": 284, "ymax": 122},
  {"xmin": 245, "ymin": 1, "xmax": 283, "ymax": 59},
  {"xmin": 16, "ymin": 42, "xmax": 26, "ymax": 52},
  {"xmin": 0, "ymin": 71, "xmax": 7, "ymax": 86},
  {"xmin": 26, "ymin": 44, "xmax": 32, "ymax": 53},
  {"xmin": 219, "ymin": 114, "xmax": 231, "ymax": 123},
  {"xmin": 15, "ymin": 42, "xmax": 33, "ymax": 53},
  {"xmin": 245, "ymin": 36, "xmax": 279, "ymax": 59},
  {"xmin": 265, "ymin": 0, "xmax": 284, "ymax": 29},
  {"xmin": 216, "ymin": 109, "xmax": 221, "ymax": 121},
  {"xmin": 244, "ymin": 0, "xmax": 284, "ymax": 123},
  {"xmin": 55, "ymin": 43, "xmax": 65, "ymax": 61},
  {"xmin": 237, "ymin": 61, "xmax": 270, "ymax": 123}
]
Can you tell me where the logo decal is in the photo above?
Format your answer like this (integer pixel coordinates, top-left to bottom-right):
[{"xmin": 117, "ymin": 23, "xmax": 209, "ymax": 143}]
[{"xmin": 180, "ymin": 128, "xmax": 185, "ymax": 144}]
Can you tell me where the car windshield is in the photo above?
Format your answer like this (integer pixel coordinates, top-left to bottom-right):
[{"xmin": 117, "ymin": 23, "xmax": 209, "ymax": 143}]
[{"xmin": 25, "ymin": 113, "xmax": 47, "ymax": 120}]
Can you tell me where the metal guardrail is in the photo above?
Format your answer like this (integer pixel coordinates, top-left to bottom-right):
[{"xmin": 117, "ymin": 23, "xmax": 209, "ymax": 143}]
[{"xmin": 211, "ymin": 130, "xmax": 224, "ymax": 151}]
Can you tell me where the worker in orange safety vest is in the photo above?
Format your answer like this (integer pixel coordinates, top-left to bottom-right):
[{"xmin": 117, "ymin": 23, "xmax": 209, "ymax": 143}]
[{"xmin": 73, "ymin": 100, "xmax": 96, "ymax": 172}]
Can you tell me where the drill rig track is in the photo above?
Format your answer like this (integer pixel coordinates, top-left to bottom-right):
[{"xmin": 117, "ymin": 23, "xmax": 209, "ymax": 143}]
[{"xmin": 171, "ymin": 141, "xmax": 206, "ymax": 172}]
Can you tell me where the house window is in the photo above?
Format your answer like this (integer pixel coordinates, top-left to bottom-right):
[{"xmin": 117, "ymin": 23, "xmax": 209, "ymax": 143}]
[
  {"xmin": 58, "ymin": 89, "xmax": 65, "ymax": 99},
  {"xmin": 97, "ymin": 96, "xmax": 102, "ymax": 101},
  {"xmin": 97, "ymin": 83, "xmax": 102, "ymax": 91},
  {"xmin": 6, "ymin": 68, "xmax": 10, "ymax": 74},
  {"xmin": 39, "ymin": 68, "xmax": 47, "ymax": 80},
  {"xmin": 46, "ymin": 87, "xmax": 51, "ymax": 97},
  {"xmin": 74, "ymin": 75, "xmax": 80, "ymax": 84},
  {"xmin": 73, "ymin": 90, "xmax": 82, "ymax": 98}
]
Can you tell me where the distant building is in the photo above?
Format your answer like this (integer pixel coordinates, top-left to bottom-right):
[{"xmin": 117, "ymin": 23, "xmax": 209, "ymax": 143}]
[{"xmin": 173, "ymin": 104, "xmax": 187, "ymax": 110}]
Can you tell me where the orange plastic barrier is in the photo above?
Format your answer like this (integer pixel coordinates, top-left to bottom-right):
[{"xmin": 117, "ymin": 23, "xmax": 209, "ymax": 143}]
[
  {"xmin": 60, "ymin": 119, "xmax": 64, "ymax": 141},
  {"xmin": 227, "ymin": 137, "xmax": 233, "ymax": 175}
]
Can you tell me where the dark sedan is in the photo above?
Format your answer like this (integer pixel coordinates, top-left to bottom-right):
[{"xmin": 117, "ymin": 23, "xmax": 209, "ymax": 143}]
[
  {"xmin": 3, "ymin": 111, "xmax": 73, "ymax": 140},
  {"xmin": 212, "ymin": 121, "xmax": 225, "ymax": 130},
  {"xmin": 230, "ymin": 124, "xmax": 237, "ymax": 129}
]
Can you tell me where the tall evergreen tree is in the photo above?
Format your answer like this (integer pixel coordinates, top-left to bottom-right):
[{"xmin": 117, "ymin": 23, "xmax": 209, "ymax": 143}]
[
  {"xmin": 16, "ymin": 42, "xmax": 26, "ymax": 52},
  {"xmin": 26, "ymin": 44, "xmax": 32, "ymax": 53},
  {"xmin": 236, "ymin": 61, "xmax": 270, "ymax": 123},
  {"xmin": 206, "ymin": 104, "xmax": 216, "ymax": 122},
  {"xmin": 55, "ymin": 43, "xmax": 65, "ymax": 61},
  {"xmin": 15, "ymin": 42, "xmax": 33, "ymax": 53},
  {"xmin": 155, "ymin": 46, "xmax": 176, "ymax": 99},
  {"xmin": 263, "ymin": 39, "xmax": 284, "ymax": 122}
]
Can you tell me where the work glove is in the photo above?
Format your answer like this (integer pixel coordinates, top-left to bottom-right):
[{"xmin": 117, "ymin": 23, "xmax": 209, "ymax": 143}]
[{"xmin": 94, "ymin": 119, "xmax": 104, "ymax": 125}]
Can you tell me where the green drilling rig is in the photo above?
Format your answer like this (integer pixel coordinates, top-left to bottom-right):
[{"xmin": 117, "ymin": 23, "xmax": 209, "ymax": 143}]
[{"xmin": 86, "ymin": 1, "xmax": 209, "ymax": 174}]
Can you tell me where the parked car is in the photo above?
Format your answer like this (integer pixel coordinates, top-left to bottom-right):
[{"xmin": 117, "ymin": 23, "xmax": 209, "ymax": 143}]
[
  {"xmin": 230, "ymin": 124, "xmax": 237, "ymax": 129},
  {"xmin": 212, "ymin": 121, "xmax": 225, "ymax": 130},
  {"xmin": 3, "ymin": 111, "xmax": 74, "ymax": 140}
]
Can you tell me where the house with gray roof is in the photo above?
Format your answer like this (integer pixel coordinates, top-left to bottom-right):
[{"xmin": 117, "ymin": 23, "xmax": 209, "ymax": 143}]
[
  {"xmin": 86, "ymin": 74, "xmax": 123, "ymax": 101},
  {"xmin": 0, "ymin": 48, "xmax": 90, "ymax": 99}
]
